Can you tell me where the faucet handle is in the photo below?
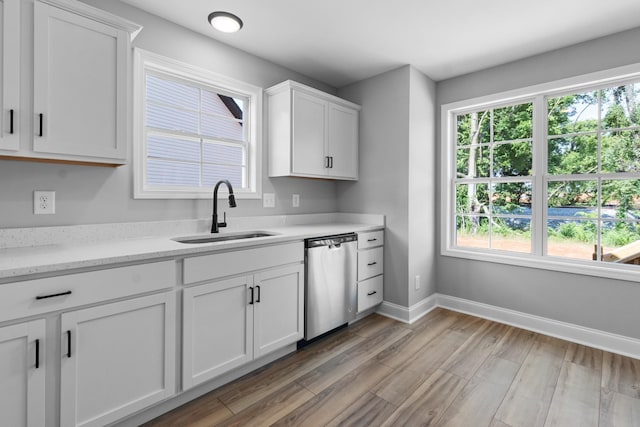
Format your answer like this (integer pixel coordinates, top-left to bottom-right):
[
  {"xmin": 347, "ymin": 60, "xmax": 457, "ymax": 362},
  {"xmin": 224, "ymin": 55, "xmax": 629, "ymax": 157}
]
[{"xmin": 218, "ymin": 211, "xmax": 227, "ymax": 228}]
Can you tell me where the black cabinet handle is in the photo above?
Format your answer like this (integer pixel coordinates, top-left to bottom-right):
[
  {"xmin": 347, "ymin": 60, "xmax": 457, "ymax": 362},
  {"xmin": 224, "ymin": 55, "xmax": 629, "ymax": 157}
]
[
  {"xmin": 249, "ymin": 287, "xmax": 254, "ymax": 305},
  {"xmin": 367, "ymin": 291, "xmax": 377, "ymax": 296},
  {"xmin": 66, "ymin": 330, "xmax": 72, "ymax": 358},
  {"xmin": 367, "ymin": 238, "xmax": 377, "ymax": 242},
  {"xmin": 367, "ymin": 261, "xmax": 377, "ymax": 266},
  {"xmin": 38, "ymin": 113, "xmax": 43, "ymax": 137},
  {"xmin": 35, "ymin": 339, "xmax": 40, "ymax": 369},
  {"xmin": 256, "ymin": 285, "xmax": 261, "ymax": 303},
  {"xmin": 9, "ymin": 109, "xmax": 14, "ymax": 134},
  {"xmin": 36, "ymin": 290, "xmax": 72, "ymax": 300},
  {"xmin": 329, "ymin": 156, "xmax": 334, "ymax": 168}
]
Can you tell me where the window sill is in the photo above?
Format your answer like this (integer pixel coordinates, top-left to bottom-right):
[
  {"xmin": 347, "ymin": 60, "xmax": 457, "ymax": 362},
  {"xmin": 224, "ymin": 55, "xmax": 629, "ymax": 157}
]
[
  {"xmin": 133, "ymin": 189, "xmax": 261, "ymax": 200},
  {"xmin": 442, "ymin": 247, "xmax": 640, "ymax": 284}
]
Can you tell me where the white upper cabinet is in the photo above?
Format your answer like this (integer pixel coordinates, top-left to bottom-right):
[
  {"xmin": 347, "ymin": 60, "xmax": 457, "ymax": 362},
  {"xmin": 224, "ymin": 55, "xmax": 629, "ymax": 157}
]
[
  {"xmin": 32, "ymin": 0, "xmax": 140, "ymax": 164},
  {"xmin": 0, "ymin": 0, "xmax": 20, "ymax": 152},
  {"xmin": 0, "ymin": 0, "xmax": 141, "ymax": 165},
  {"xmin": 267, "ymin": 80, "xmax": 360, "ymax": 180}
]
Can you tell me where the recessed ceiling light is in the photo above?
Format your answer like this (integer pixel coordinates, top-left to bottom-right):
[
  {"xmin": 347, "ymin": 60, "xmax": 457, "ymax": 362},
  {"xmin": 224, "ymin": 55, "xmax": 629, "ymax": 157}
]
[{"xmin": 208, "ymin": 11, "xmax": 243, "ymax": 33}]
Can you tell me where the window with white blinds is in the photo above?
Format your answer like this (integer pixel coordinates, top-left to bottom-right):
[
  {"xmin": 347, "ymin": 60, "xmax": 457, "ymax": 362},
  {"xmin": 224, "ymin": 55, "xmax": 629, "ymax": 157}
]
[{"xmin": 134, "ymin": 49, "xmax": 262, "ymax": 199}]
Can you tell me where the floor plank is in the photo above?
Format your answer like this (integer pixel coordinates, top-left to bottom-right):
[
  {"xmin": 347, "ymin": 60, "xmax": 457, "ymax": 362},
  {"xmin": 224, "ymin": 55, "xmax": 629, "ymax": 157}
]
[
  {"xmin": 325, "ymin": 392, "xmax": 397, "ymax": 427},
  {"xmin": 216, "ymin": 328, "xmax": 366, "ymax": 413},
  {"xmin": 441, "ymin": 321, "xmax": 511, "ymax": 380},
  {"xmin": 602, "ymin": 351, "xmax": 640, "ymax": 399},
  {"xmin": 296, "ymin": 324, "xmax": 409, "ymax": 394},
  {"xmin": 599, "ymin": 388, "xmax": 640, "ymax": 427},
  {"xmin": 435, "ymin": 356, "xmax": 520, "ymax": 427},
  {"xmin": 564, "ymin": 342, "xmax": 603, "ymax": 371},
  {"xmin": 491, "ymin": 326, "xmax": 536, "ymax": 364},
  {"xmin": 143, "ymin": 396, "xmax": 232, "ymax": 427},
  {"xmin": 543, "ymin": 361, "xmax": 600, "ymax": 427},
  {"xmin": 274, "ymin": 359, "xmax": 393, "ymax": 426},
  {"xmin": 216, "ymin": 383, "xmax": 314, "ymax": 427},
  {"xmin": 381, "ymin": 369, "xmax": 467, "ymax": 426},
  {"xmin": 493, "ymin": 335, "xmax": 568, "ymax": 427}
]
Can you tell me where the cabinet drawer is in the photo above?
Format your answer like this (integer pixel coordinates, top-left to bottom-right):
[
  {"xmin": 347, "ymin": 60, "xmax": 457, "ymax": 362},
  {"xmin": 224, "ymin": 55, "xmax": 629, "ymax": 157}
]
[
  {"xmin": 0, "ymin": 261, "xmax": 175, "ymax": 323},
  {"xmin": 357, "ymin": 275, "xmax": 383, "ymax": 313},
  {"xmin": 358, "ymin": 230, "xmax": 383, "ymax": 249},
  {"xmin": 357, "ymin": 247, "xmax": 383, "ymax": 281},
  {"xmin": 183, "ymin": 242, "xmax": 304, "ymax": 285}
]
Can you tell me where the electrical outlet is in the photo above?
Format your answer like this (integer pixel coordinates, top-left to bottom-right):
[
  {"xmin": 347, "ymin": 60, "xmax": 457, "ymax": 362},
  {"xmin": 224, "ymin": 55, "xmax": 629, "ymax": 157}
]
[
  {"xmin": 292, "ymin": 194, "xmax": 300, "ymax": 207},
  {"xmin": 34, "ymin": 191, "xmax": 55, "ymax": 215},
  {"xmin": 263, "ymin": 193, "xmax": 275, "ymax": 208},
  {"xmin": 415, "ymin": 275, "xmax": 421, "ymax": 290}
]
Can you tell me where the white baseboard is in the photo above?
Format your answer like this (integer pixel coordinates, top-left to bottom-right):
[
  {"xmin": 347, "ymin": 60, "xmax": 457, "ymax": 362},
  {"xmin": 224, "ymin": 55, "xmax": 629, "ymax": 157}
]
[
  {"xmin": 437, "ymin": 294, "xmax": 640, "ymax": 359},
  {"xmin": 377, "ymin": 294, "xmax": 438, "ymax": 323},
  {"xmin": 378, "ymin": 293, "xmax": 640, "ymax": 359}
]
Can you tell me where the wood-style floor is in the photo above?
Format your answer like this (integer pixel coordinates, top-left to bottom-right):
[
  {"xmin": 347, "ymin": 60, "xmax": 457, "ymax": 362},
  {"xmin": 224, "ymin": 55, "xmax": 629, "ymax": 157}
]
[{"xmin": 145, "ymin": 308, "xmax": 640, "ymax": 426}]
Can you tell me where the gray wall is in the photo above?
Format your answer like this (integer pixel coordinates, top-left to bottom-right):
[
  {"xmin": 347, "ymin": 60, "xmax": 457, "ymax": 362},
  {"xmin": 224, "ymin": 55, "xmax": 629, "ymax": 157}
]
[
  {"xmin": 408, "ymin": 67, "xmax": 437, "ymax": 306},
  {"xmin": 0, "ymin": 0, "xmax": 338, "ymax": 228},
  {"xmin": 338, "ymin": 66, "xmax": 411, "ymax": 306},
  {"xmin": 437, "ymin": 26, "xmax": 640, "ymax": 339},
  {"xmin": 338, "ymin": 66, "xmax": 437, "ymax": 308}
]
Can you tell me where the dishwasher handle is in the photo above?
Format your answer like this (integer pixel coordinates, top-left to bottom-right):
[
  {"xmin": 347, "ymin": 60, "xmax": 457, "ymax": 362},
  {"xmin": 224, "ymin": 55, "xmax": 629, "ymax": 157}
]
[{"xmin": 305, "ymin": 233, "xmax": 357, "ymax": 248}]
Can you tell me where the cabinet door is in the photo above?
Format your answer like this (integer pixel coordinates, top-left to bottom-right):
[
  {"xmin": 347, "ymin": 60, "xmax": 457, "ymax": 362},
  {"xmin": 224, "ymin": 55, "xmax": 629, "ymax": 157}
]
[
  {"xmin": 328, "ymin": 103, "xmax": 358, "ymax": 179},
  {"xmin": 182, "ymin": 276, "xmax": 253, "ymax": 389},
  {"xmin": 292, "ymin": 90, "xmax": 328, "ymax": 176},
  {"xmin": 60, "ymin": 293, "xmax": 176, "ymax": 427},
  {"xmin": 253, "ymin": 264, "xmax": 304, "ymax": 358},
  {"xmin": 0, "ymin": 0, "xmax": 20, "ymax": 151},
  {"xmin": 33, "ymin": 2, "xmax": 127, "ymax": 161},
  {"xmin": 0, "ymin": 320, "xmax": 45, "ymax": 427}
]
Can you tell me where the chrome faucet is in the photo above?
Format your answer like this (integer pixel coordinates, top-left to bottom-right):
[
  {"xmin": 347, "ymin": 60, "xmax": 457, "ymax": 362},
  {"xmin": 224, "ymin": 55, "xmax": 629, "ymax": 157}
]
[{"xmin": 211, "ymin": 179, "xmax": 237, "ymax": 233}]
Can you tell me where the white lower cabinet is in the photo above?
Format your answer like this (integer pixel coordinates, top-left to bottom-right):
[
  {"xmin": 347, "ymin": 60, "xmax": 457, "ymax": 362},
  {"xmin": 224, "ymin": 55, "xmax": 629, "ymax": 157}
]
[
  {"xmin": 253, "ymin": 265, "xmax": 304, "ymax": 358},
  {"xmin": 0, "ymin": 319, "xmax": 46, "ymax": 427},
  {"xmin": 60, "ymin": 292, "xmax": 176, "ymax": 427},
  {"xmin": 357, "ymin": 230, "xmax": 384, "ymax": 313},
  {"xmin": 182, "ymin": 275, "xmax": 253, "ymax": 389},
  {"xmin": 182, "ymin": 263, "xmax": 304, "ymax": 389}
]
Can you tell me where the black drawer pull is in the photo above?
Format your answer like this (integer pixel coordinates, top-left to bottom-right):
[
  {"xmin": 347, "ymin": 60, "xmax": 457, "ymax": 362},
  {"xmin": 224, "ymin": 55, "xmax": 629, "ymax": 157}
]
[
  {"xmin": 36, "ymin": 290, "xmax": 72, "ymax": 300},
  {"xmin": 66, "ymin": 330, "xmax": 72, "ymax": 358},
  {"xmin": 35, "ymin": 339, "xmax": 40, "ymax": 369},
  {"xmin": 38, "ymin": 113, "xmax": 43, "ymax": 137},
  {"xmin": 367, "ymin": 261, "xmax": 377, "ymax": 266},
  {"xmin": 256, "ymin": 285, "xmax": 261, "ymax": 303},
  {"xmin": 9, "ymin": 109, "xmax": 14, "ymax": 134},
  {"xmin": 367, "ymin": 291, "xmax": 377, "ymax": 296},
  {"xmin": 249, "ymin": 286, "xmax": 254, "ymax": 305},
  {"xmin": 367, "ymin": 238, "xmax": 377, "ymax": 242}
]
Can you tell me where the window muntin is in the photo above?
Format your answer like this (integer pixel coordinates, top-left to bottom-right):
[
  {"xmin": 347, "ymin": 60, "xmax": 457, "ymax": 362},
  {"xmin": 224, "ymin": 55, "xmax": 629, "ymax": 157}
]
[
  {"xmin": 545, "ymin": 83, "xmax": 640, "ymax": 264},
  {"xmin": 134, "ymin": 49, "xmax": 262, "ymax": 199},
  {"xmin": 454, "ymin": 102, "xmax": 534, "ymax": 255},
  {"xmin": 447, "ymin": 75, "xmax": 640, "ymax": 274}
]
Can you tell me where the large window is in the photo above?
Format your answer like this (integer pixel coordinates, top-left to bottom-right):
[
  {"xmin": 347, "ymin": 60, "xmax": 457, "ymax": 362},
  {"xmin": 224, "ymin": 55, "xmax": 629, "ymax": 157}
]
[
  {"xmin": 134, "ymin": 49, "xmax": 262, "ymax": 199},
  {"xmin": 442, "ymin": 65, "xmax": 640, "ymax": 281}
]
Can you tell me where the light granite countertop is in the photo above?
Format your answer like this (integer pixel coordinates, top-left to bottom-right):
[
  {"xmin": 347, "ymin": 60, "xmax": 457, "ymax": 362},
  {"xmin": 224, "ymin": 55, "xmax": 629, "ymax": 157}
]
[{"xmin": 0, "ymin": 213, "xmax": 384, "ymax": 281}]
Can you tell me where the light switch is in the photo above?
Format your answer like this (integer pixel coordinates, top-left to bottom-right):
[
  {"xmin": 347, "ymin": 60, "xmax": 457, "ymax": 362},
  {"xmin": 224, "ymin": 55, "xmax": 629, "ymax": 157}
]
[{"xmin": 263, "ymin": 193, "xmax": 275, "ymax": 208}]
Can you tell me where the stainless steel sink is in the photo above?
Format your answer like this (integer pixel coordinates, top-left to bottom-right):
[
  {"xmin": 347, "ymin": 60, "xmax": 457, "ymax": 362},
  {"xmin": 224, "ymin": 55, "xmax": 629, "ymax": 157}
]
[{"xmin": 172, "ymin": 231, "xmax": 278, "ymax": 244}]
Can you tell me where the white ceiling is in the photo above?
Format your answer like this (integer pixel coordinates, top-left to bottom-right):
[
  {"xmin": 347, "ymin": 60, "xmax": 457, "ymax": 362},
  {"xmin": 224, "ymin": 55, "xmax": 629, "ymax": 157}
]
[{"xmin": 121, "ymin": 0, "xmax": 640, "ymax": 87}]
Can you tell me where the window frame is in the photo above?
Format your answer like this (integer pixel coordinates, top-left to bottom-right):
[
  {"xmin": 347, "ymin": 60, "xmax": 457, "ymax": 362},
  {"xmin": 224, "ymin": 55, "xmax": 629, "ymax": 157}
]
[
  {"xmin": 441, "ymin": 62, "xmax": 640, "ymax": 283},
  {"xmin": 133, "ymin": 48, "xmax": 262, "ymax": 199}
]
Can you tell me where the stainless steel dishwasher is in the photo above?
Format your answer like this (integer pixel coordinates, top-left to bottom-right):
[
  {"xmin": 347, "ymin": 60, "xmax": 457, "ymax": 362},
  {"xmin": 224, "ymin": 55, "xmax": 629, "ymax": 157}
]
[{"xmin": 304, "ymin": 233, "xmax": 358, "ymax": 340}]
